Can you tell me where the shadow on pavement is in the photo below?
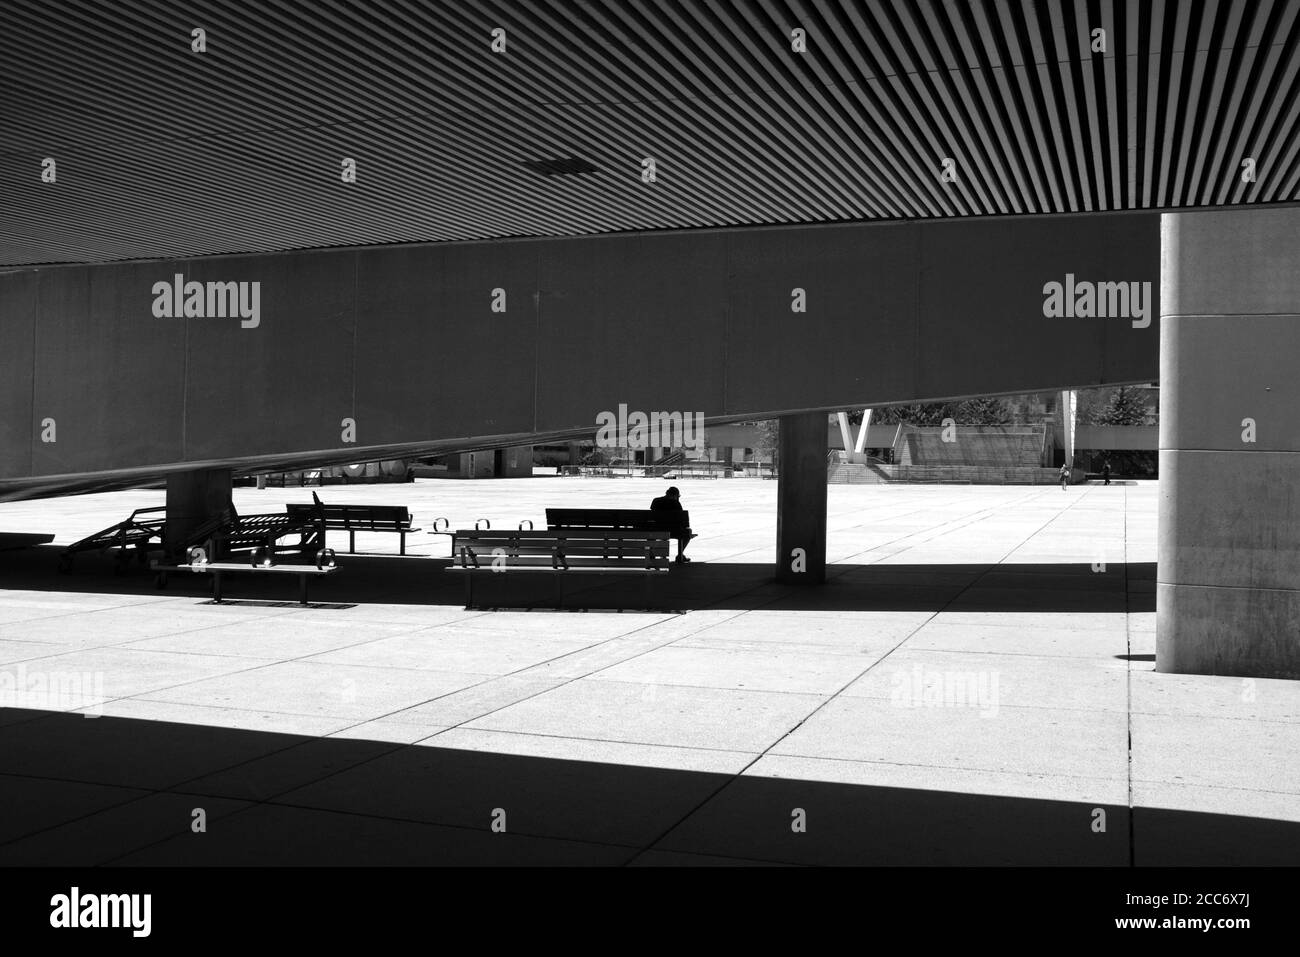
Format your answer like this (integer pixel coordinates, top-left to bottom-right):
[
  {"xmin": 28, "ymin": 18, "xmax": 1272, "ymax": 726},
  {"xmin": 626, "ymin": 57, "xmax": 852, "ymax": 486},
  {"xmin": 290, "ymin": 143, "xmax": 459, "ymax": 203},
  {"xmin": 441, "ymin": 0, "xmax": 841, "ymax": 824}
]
[
  {"xmin": 0, "ymin": 708, "xmax": 1292, "ymax": 866},
  {"xmin": 5, "ymin": 545, "xmax": 1154, "ymax": 614}
]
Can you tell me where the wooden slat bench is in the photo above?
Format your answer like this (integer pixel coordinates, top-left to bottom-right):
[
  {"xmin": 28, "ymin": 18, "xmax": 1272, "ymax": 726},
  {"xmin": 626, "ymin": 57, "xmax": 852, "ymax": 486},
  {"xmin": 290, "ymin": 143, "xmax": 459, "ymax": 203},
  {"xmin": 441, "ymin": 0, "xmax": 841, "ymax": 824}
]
[
  {"xmin": 448, "ymin": 528, "xmax": 671, "ymax": 609},
  {"xmin": 287, "ymin": 494, "xmax": 422, "ymax": 555}
]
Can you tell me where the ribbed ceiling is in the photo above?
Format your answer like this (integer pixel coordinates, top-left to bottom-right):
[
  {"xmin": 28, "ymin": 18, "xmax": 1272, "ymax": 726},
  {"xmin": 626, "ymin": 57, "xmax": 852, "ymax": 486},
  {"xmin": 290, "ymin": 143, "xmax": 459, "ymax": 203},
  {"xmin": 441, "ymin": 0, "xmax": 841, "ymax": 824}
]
[{"xmin": 2, "ymin": 0, "xmax": 1298, "ymax": 265}]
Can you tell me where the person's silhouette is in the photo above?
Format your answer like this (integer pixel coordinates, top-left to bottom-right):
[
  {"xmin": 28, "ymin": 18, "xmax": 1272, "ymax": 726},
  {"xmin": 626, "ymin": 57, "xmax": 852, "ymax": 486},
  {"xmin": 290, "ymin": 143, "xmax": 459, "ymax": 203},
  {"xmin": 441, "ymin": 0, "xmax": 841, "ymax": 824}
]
[{"xmin": 650, "ymin": 486, "xmax": 697, "ymax": 563}]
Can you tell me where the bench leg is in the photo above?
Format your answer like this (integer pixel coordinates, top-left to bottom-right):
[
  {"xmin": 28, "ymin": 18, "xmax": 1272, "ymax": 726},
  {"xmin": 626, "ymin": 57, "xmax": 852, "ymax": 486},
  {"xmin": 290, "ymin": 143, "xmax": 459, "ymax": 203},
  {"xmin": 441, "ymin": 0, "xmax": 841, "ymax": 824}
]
[
  {"xmin": 212, "ymin": 570, "xmax": 223, "ymax": 603},
  {"xmin": 349, "ymin": 530, "xmax": 356, "ymax": 554},
  {"xmin": 299, "ymin": 574, "xmax": 309, "ymax": 606},
  {"xmin": 400, "ymin": 533, "xmax": 406, "ymax": 556},
  {"xmin": 555, "ymin": 572, "xmax": 564, "ymax": 610},
  {"xmin": 465, "ymin": 571, "xmax": 473, "ymax": 610}
]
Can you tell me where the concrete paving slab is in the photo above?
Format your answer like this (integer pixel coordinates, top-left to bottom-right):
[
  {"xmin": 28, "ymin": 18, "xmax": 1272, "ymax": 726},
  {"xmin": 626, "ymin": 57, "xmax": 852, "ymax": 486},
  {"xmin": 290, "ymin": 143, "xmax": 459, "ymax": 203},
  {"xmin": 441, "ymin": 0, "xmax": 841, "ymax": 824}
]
[
  {"xmin": 744, "ymin": 753, "xmax": 1127, "ymax": 805},
  {"xmin": 770, "ymin": 696, "xmax": 1129, "ymax": 780},
  {"xmin": 0, "ymin": 712, "xmax": 324, "ymax": 790},
  {"xmin": 677, "ymin": 610, "xmax": 933, "ymax": 651},
  {"xmin": 0, "ymin": 791, "xmax": 252, "ymax": 866},
  {"xmin": 0, "ymin": 774, "xmax": 149, "ymax": 847},
  {"xmin": 651, "ymin": 763, "xmax": 1129, "ymax": 866},
  {"xmin": 445, "ymin": 610, "xmax": 677, "ymax": 640},
  {"xmin": 327, "ymin": 718, "xmax": 453, "ymax": 744},
  {"xmin": 383, "ymin": 674, "xmax": 569, "ymax": 726},
  {"xmin": 1131, "ymin": 671, "xmax": 1300, "ymax": 721},
  {"xmin": 120, "ymin": 616, "xmax": 427, "ymax": 660},
  {"xmin": 271, "ymin": 741, "xmax": 739, "ymax": 848},
  {"xmin": 307, "ymin": 629, "xmax": 603, "ymax": 675},
  {"xmin": 176, "ymin": 735, "xmax": 403, "ymax": 801},
  {"xmin": 317, "ymin": 604, "xmax": 485, "ymax": 628},
  {"xmin": 1131, "ymin": 779, "xmax": 1300, "ymax": 823},
  {"xmin": 136, "ymin": 660, "xmax": 496, "ymax": 720},
  {"xmin": 113, "ymin": 803, "xmax": 636, "ymax": 866},
  {"xmin": 428, "ymin": 727, "xmax": 756, "ymax": 774},
  {"xmin": 2, "ymin": 603, "xmax": 303, "ymax": 647},
  {"xmin": 589, "ymin": 645, "xmax": 878, "ymax": 695},
  {"xmin": 841, "ymin": 648, "xmax": 1129, "ymax": 713},
  {"xmin": 0, "ymin": 638, "xmax": 70, "ymax": 665},
  {"xmin": 907, "ymin": 619, "xmax": 1128, "ymax": 659},
  {"xmin": 1131, "ymin": 781, "xmax": 1300, "ymax": 865},
  {"xmin": 72, "ymin": 697, "xmax": 354, "ymax": 737},
  {"xmin": 0, "ymin": 646, "xmax": 261, "ymax": 708},
  {"xmin": 508, "ymin": 625, "xmax": 707, "ymax": 679},
  {"xmin": 464, "ymin": 679, "xmax": 825, "ymax": 752},
  {"xmin": 1131, "ymin": 712, "xmax": 1300, "ymax": 793}
]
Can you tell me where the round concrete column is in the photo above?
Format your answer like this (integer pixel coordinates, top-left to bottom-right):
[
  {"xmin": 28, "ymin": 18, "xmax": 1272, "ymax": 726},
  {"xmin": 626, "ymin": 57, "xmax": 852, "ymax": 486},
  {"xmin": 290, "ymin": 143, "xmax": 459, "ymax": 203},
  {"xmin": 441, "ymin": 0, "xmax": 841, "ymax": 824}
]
[{"xmin": 1158, "ymin": 208, "xmax": 1300, "ymax": 678}]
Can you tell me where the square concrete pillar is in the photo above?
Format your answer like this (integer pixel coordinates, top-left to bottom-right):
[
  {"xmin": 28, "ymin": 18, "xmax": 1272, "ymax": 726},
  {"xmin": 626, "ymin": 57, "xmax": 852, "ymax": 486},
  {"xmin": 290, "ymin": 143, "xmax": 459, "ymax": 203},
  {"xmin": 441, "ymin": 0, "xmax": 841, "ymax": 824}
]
[
  {"xmin": 776, "ymin": 412, "xmax": 828, "ymax": 584},
  {"xmin": 165, "ymin": 467, "xmax": 233, "ymax": 559},
  {"xmin": 1158, "ymin": 208, "xmax": 1300, "ymax": 678}
]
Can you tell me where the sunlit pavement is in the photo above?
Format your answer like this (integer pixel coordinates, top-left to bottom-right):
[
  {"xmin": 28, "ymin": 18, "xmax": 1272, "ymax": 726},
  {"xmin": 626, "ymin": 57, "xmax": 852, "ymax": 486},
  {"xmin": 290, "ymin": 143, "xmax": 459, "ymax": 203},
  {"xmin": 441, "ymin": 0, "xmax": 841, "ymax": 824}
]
[{"xmin": 0, "ymin": 476, "xmax": 1295, "ymax": 865}]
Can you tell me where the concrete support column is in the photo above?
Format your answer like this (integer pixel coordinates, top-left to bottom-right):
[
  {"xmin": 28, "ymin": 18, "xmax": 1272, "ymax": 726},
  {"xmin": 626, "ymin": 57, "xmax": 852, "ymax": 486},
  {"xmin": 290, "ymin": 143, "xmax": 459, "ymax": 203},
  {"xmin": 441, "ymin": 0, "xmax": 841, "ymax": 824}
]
[
  {"xmin": 836, "ymin": 412, "xmax": 853, "ymax": 454},
  {"xmin": 1158, "ymin": 208, "xmax": 1300, "ymax": 678},
  {"xmin": 1061, "ymin": 390, "xmax": 1076, "ymax": 467},
  {"xmin": 776, "ymin": 412, "xmax": 827, "ymax": 585},
  {"xmin": 165, "ymin": 467, "xmax": 233, "ymax": 558},
  {"xmin": 854, "ymin": 409, "xmax": 872, "ymax": 454}
]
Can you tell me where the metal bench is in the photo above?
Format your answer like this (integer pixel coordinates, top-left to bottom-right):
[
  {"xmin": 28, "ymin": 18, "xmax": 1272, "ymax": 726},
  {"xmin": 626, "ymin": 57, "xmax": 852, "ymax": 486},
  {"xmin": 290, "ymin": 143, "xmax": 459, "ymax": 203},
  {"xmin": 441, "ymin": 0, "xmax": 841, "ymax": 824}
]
[
  {"xmin": 287, "ymin": 494, "xmax": 423, "ymax": 555},
  {"xmin": 154, "ymin": 501, "xmax": 327, "ymax": 586},
  {"xmin": 163, "ymin": 551, "xmax": 339, "ymax": 605}
]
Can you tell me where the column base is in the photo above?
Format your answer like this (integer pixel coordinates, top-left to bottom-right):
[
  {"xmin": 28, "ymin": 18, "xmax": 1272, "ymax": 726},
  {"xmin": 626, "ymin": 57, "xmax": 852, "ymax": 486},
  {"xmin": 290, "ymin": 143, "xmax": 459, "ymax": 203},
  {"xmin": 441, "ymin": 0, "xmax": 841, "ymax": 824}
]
[{"xmin": 1157, "ymin": 582, "xmax": 1300, "ymax": 679}]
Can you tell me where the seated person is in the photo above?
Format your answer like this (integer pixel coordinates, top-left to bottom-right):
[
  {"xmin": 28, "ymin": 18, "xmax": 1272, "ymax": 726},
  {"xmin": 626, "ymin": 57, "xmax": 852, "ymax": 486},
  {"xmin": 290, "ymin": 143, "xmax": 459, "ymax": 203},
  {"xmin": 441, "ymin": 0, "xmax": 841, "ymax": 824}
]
[{"xmin": 650, "ymin": 486, "xmax": 697, "ymax": 563}]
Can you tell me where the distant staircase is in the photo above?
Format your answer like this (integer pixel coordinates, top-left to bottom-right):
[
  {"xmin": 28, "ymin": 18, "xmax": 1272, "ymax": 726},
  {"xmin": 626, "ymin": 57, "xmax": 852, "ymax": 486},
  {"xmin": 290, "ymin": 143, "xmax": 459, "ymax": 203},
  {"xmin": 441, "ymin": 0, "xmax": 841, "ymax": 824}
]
[
  {"xmin": 646, "ymin": 450, "xmax": 687, "ymax": 477},
  {"xmin": 829, "ymin": 424, "xmax": 1058, "ymax": 485},
  {"xmin": 896, "ymin": 424, "xmax": 1047, "ymax": 468}
]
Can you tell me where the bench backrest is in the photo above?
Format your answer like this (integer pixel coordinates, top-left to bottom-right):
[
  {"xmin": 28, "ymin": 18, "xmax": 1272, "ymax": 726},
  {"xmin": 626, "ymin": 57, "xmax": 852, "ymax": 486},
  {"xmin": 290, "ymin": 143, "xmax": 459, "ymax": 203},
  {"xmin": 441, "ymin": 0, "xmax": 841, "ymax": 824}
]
[
  {"xmin": 287, "ymin": 502, "xmax": 412, "ymax": 531},
  {"xmin": 546, "ymin": 508, "xmax": 689, "ymax": 530},
  {"xmin": 452, "ymin": 529, "xmax": 671, "ymax": 569}
]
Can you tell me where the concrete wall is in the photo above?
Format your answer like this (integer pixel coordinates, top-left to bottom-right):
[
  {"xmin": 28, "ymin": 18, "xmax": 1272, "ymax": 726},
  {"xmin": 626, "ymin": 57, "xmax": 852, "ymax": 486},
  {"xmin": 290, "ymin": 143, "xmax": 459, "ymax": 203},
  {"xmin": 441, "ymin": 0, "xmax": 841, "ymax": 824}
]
[
  {"xmin": 0, "ymin": 213, "xmax": 1160, "ymax": 492},
  {"xmin": 1073, "ymin": 424, "xmax": 1158, "ymax": 450}
]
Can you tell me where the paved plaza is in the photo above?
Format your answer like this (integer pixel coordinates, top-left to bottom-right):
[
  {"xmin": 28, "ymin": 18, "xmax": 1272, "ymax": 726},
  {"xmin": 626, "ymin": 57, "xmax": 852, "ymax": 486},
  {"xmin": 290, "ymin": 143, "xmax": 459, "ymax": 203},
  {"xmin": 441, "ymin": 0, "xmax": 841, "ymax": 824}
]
[{"xmin": 0, "ymin": 476, "xmax": 1295, "ymax": 865}]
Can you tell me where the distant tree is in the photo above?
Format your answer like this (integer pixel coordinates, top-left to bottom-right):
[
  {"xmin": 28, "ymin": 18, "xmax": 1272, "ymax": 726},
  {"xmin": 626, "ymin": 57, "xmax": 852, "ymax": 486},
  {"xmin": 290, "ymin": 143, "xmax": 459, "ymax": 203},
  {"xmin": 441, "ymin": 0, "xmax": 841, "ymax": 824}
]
[
  {"xmin": 873, "ymin": 403, "xmax": 953, "ymax": 426},
  {"xmin": 1089, "ymin": 386, "xmax": 1150, "ymax": 426},
  {"xmin": 874, "ymin": 397, "xmax": 1011, "ymax": 426},
  {"xmin": 953, "ymin": 396, "xmax": 1012, "ymax": 425},
  {"xmin": 751, "ymin": 420, "xmax": 779, "ymax": 459}
]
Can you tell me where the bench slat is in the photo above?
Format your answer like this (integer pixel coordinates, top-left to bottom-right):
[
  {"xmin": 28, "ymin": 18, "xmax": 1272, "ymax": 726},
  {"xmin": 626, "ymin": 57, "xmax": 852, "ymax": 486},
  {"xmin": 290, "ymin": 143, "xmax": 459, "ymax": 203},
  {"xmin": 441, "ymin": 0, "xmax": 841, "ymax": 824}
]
[{"xmin": 546, "ymin": 508, "xmax": 688, "ymax": 530}]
